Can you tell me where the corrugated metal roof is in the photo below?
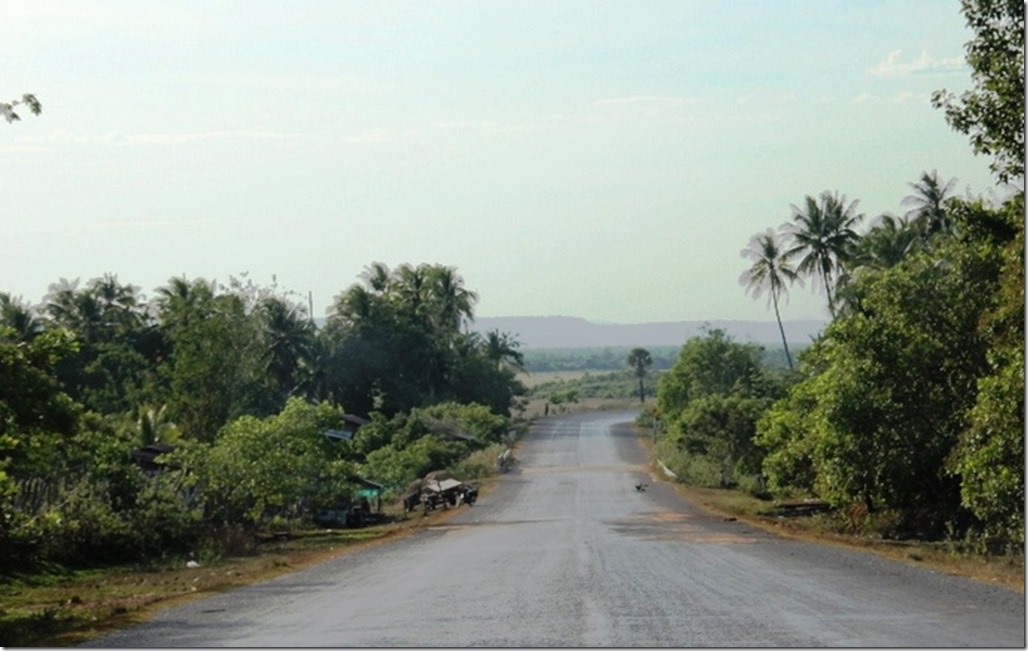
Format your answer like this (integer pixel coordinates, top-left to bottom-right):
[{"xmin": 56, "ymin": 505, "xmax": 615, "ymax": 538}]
[{"xmin": 425, "ymin": 478, "xmax": 463, "ymax": 492}]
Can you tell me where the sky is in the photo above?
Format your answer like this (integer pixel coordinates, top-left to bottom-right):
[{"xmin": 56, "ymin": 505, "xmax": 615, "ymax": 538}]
[{"xmin": 1, "ymin": 0, "xmax": 1005, "ymax": 324}]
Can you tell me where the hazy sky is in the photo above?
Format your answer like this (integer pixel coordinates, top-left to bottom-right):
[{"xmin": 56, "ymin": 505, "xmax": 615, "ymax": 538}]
[{"xmin": 2, "ymin": 1, "xmax": 1002, "ymax": 324}]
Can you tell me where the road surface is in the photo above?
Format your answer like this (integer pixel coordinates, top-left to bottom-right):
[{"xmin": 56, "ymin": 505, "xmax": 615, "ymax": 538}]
[{"xmin": 90, "ymin": 411, "xmax": 1025, "ymax": 647}]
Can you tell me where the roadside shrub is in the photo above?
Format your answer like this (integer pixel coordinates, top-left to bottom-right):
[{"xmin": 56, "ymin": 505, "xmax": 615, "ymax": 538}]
[
  {"xmin": 363, "ymin": 435, "xmax": 467, "ymax": 493},
  {"xmin": 448, "ymin": 443, "xmax": 506, "ymax": 480},
  {"xmin": 655, "ymin": 438, "xmax": 720, "ymax": 487},
  {"xmin": 733, "ymin": 470, "xmax": 769, "ymax": 499},
  {"xmin": 40, "ymin": 477, "xmax": 135, "ymax": 565},
  {"xmin": 416, "ymin": 402, "xmax": 510, "ymax": 443},
  {"xmin": 125, "ymin": 473, "xmax": 202, "ymax": 560},
  {"xmin": 200, "ymin": 523, "xmax": 255, "ymax": 559}
]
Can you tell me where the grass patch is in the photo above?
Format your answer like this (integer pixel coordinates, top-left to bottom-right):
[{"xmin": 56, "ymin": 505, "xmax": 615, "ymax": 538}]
[{"xmin": 517, "ymin": 369, "xmax": 592, "ymax": 389}]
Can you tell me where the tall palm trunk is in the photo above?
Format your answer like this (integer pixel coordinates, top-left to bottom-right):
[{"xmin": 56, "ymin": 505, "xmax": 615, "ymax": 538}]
[
  {"xmin": 821, "ymin": 267, "xmax": 836, "ymax": 318},
  {"xmin": 772, "ymin": 291, "xmax": 794, "ymax": 370}
]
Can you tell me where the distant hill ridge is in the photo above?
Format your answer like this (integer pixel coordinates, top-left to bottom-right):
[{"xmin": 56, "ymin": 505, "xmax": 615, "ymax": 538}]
[{"xmin": 469, "ymin": 316, "xmax": 826, "ymax": 349}]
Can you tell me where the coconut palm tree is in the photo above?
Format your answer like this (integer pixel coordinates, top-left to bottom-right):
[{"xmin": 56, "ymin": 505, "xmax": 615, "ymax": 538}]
[
  {"xmin": 43, "ymin": 277, "xmax": 82, "ymax": 327},
  {"xmin": 0, "ymin": 293, "xmax": 44, "ymax": 342},
  {"xmin": 740, "ymin": 228, "xmax": 802, "ymax": 370},
  {"xmin": 901, "ymin": 170, "xmax": 958, "ymax": 237},
  {"xmin": 852, "ymin": 214, "xmax": 922, "ymax": 272},
  {"xmin": 483, "ymin": 330, "xmax": 524, "ymax": 372},
  {"xmin": 626, "ymin": 347, "xmax": 653, "ymax": 402},
  {"xmin": 393, "ymin": 263, "xmax": 431, "ymax": 325},
  {"xmin": 44, "ymin": 277, "xmax": 107, "ymax": 343},
  {"xmin": 360, "ymin": 262, "xmax": 392, "ymax": 295},
  {"xmin": 332, "ymin": 284, "xmax": 382, "ymax": 332},
  {"xmin": 783, "ymin": 191, "xmax": 863, "ymax": 319},
  {"xmin": 154, "ymin": 276, "xmax": 217, "ymax": 330},
  {"xmin": 86, "ymin": 273, "xmax": 145, "ymax": 334},
  {"xmin": 426, "ymin": 265, "xmax": 478, "ymax": 336},
  {"xmin": 260, "ymin": 296, "xmax": 316, "ymax": 400}
]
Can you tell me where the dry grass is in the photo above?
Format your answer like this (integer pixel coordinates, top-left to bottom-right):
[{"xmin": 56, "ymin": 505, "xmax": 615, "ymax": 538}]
[
  {"xmin": 517, "ymin": 395, "xmax": 641, "ymax": 420},
  {"xmin": 516, "ymin": 369, "xmax": 592, "ymax": 389}
]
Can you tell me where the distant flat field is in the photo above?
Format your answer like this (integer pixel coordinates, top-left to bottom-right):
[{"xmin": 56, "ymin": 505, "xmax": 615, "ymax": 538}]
[{"xmin": 517, "ymin": 370, "xmax": 593, "ymax": 388}]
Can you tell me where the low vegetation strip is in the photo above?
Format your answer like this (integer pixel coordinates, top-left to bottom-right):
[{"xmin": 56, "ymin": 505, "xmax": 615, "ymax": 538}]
[
  {"xmin": 0, "ymin": 479, "xmax": 496, "ymax": 647},
  {"xmin": 633, "ymin": 424, "xmax": 1024, "ymax": 594}
]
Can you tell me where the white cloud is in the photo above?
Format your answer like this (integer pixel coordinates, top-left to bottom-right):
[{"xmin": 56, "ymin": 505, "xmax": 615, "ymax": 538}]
[
  {"xmin": 15, "ymin": 129, "xmax": 312, "ymax": 147},
  {"xmin": 894, "ymin": 91, "xmax": 929, "ymax": 104},
  {"xmin": 13, "ymin": 217, "xmax": 207, "ymax": 240},
  {"xmin": 0, "ymin": 143, "xmax": 50, "ymax": 153},
  {"xmin": 848, "ymin": 91, "xmax": 929, "ymax": 105},
  {"xmin": 589, "ymin": 95, "xmax": 699, "ymax": 121},
  {"xmin": 868, "ymin": 50, "xmax": 965, "ymax": 77},
  {"xmin": 431, "ymin": 119, "xmax": 549, "ymax": 135},
  {"xmin": 338, "ymin": 127, "xmax": 420, "ymax": 143},
  {"xmin": 593, "ymin": 95, "xmax": 697, "ymax": 109},
  {"xmin": 125, "ymin": 130, "xmax": 306, "ymax": 146}
]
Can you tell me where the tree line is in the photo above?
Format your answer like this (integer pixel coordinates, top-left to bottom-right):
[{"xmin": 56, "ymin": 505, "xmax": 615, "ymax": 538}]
[
  {"xmin": 521, "ymin": 346, "xmax": 678, "ymax": 373},
  {"xmin": 0, "ymin": 263, "xmax": 527, "ymax": 573},
  {"xmin": 655, "ymin": 0, "xmax": 1023, "ymax": 549}
]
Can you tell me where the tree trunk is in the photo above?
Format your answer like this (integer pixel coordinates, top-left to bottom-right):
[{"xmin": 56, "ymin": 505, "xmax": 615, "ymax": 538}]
[
  {"xmin": 822, "ymin": 267, "xmax": 836, "ymax": 318},
  {"xmin": 772, "ymin": 293, "xmax": 794, "ymax": 370}
]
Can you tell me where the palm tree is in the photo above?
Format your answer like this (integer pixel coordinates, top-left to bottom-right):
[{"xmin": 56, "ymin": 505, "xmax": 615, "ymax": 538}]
[
  {"xmin": 852, "ymin": 214, "xmax": 922, "ymax": 272},
  {"xmin": 84, "ymin": 273, "xmax": 146, "ymax": 337},
  {"xmin": 360, "ymin": 262, "xmax": 391, "ymax": 295},
  {"xmin": 332, "ymin": 284, "xmax": 382, "ymax": 331},
  {"xmin": 483, "ymin": 330, "xmax": 524, "ymax": 372},
  {"xmin": 43, "ymin": 277, "xmax": 82, "ymax": 328},
  {"xmin": 154, "ymin": 276, "xmax": 217, "ymax": 330},
  {"xmin": 783, "ymin": 191, "xmax": 863, "ymax": 318},
  {"xmin": 626, "ymin": 347, "xmax": 653, "ymax": 402},
  {"xmin": 393, "ymin": 263, "xmax": 431, "ymax": 324},
  {"xmin": 901, "ymin": 170, "xmax": 957, "ymax": 237},
  {"xmin": 740, "ymin": 229, "xmax": 801, "ymax": 370},
  {"xmin": 44, "ymin": 277, "xmax": 107, "ymax": 343},
  {"xmin": 137, "ymin": 403, "xmax": 181, "ymax": 446},
  {"xmin": 0, "ymin": 293, "xmax": 44, "ymax": 342},
  {"xmin": 260, "ymin": 296, "xmax": 316, "ymax": 399},
  {"xmin": 427, "ymin": 265, "xmax": 478, "ymax": 335}
]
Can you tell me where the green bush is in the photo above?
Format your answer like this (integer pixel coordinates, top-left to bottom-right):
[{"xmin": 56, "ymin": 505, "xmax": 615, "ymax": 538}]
[
  {"xmin": 188, "ymin": 398, "xmax": 357, "ymax": 529},
  {"xmin": 655, "ymin": 438, "xmax": 719, "ymax": 487},
  {"xmin": 448, "ymin": 443, "xmax": 506, "ymax": 480},
  {"xmin": 363, "ymin": 435, "xmax": 468, "ymax": 494}
]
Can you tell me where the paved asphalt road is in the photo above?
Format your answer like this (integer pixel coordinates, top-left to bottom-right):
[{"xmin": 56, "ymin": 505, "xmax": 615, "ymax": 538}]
[{"xmin": 90, "ymin": 411, "xmax": 1025, "ymax": 647}]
